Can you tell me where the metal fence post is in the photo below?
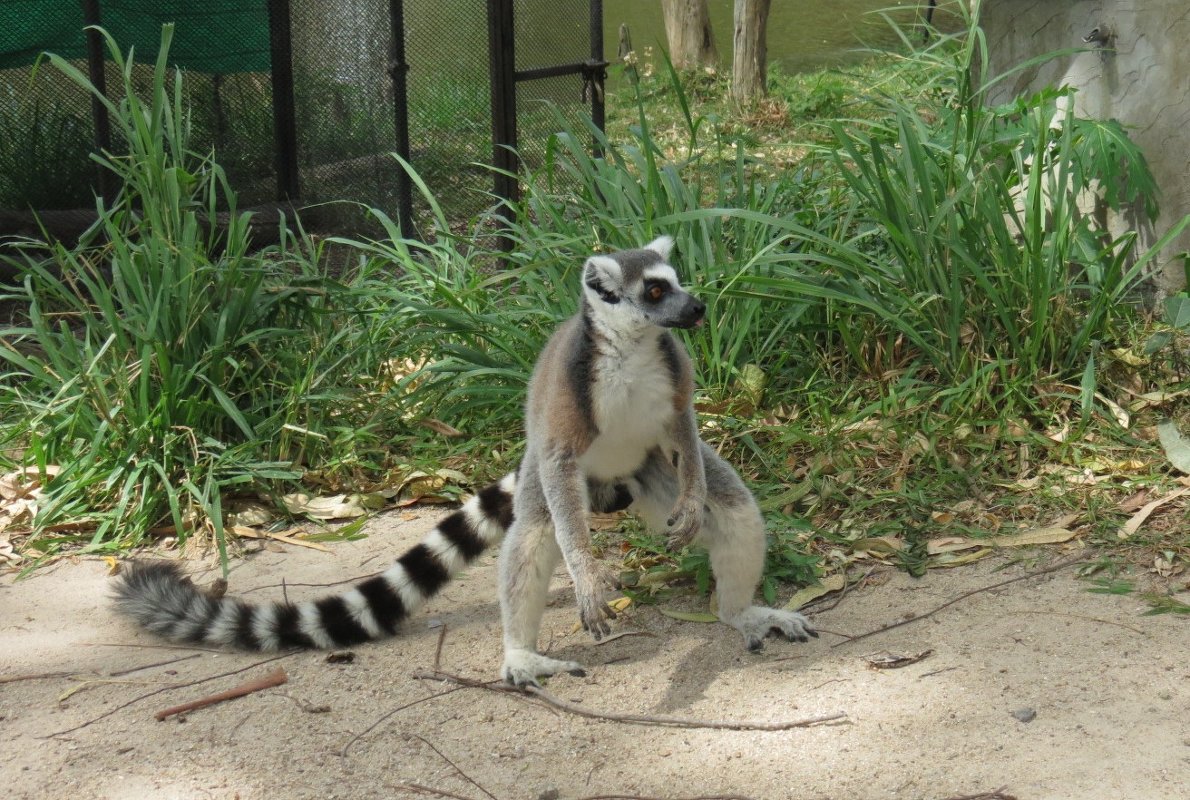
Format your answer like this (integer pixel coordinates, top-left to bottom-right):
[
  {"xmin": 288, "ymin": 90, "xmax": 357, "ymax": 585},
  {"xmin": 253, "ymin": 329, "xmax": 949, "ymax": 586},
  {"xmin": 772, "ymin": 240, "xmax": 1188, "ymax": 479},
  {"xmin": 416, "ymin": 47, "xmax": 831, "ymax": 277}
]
[
  {"xmin": 267, "ymin": 0, "xmax": 300, "ymax": 202},
  {"xmin": 388, "ymin": 0, "xmax": 413, "ymax": 238},
  {"xmin": 487, "ymin": 0, "xmax": 518, "ymax": 216},
  {"xmin": 589, "ymin": 0, "xmax": 605, "ymax": 138},
  {"xmin": 79, "ymin": 0, "xmax": 114, "ymax": 204}
]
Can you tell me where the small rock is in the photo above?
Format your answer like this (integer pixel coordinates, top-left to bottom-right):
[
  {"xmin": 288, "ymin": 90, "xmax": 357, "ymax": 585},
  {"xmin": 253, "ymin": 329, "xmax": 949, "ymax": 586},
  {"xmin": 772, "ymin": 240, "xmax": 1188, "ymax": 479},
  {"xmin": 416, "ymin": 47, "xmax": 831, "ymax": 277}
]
[{"xmin": 1011, "ymin": 707, "xmax": 1037, "ymax": 723}]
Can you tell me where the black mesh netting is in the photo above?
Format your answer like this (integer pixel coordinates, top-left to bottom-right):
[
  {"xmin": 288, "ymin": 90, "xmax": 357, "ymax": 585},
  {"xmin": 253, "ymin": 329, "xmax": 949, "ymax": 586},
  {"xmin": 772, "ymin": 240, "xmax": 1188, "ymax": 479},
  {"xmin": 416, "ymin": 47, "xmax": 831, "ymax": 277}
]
[{"xmin": 0, "ymin": 0, "xmax": 599, "ymax": 232}]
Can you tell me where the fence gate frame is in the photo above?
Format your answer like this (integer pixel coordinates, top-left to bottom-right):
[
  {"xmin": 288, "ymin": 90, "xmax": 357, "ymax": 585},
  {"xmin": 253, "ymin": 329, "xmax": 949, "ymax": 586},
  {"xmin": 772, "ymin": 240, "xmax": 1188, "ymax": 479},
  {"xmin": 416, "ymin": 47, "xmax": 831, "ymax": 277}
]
[{"xmin": 484, "ymin": 0, "xmax": 607, "ymax": 215}]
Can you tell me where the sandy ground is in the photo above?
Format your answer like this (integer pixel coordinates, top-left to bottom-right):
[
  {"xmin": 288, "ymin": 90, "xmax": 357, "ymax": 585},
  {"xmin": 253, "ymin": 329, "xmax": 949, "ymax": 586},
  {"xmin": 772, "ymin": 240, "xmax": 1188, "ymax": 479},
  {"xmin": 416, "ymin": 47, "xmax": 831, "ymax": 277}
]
[{"xmin": 1, "ymin": 508, "xmax": 1187, "ymax": 800}]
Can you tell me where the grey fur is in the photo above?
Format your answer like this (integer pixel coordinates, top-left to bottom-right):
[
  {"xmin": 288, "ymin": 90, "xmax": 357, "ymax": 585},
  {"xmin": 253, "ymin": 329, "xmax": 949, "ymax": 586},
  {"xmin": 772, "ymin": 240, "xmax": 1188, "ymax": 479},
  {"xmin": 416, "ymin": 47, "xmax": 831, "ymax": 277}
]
[
  {"xmin": 499, "ymin": 237, "xmax": 816, "ymax": 687},
  {"xmin": 109, "ymin": 237, "xmax": 818, "ymax": 678}
]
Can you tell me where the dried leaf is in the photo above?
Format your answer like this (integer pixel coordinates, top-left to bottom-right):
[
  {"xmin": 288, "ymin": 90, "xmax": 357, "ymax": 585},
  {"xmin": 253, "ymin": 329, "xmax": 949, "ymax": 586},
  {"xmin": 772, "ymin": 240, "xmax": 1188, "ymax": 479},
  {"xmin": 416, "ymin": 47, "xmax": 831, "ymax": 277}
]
[
  {"xmin": 1117, "ymin": 487, "xmax": 1190, "ymax": 539},
  {"xmin": 1157, "ymin": 420, "xmax": 1190, "ymax": 474},
  {"xmin": 783, "ymin": 573, "xmax": 846, "ymax": 610},
  {"xmin": 735, "ymin": 363, "xmax": 766, "ymax": 413},
  {"xmin": 851, "ymin": 535, "xmax": 904, "ymax": 555},
  {"xmin": 927, "ymin": 548, "xmax": 993, "ymax": 568},
  {"xmin": 927, "ymin": 536, "xmax": 981, "ymax": 555},
  {"xmin": 1109, "ymin": 347, "xmax": 1148, "ymax": 367},
  {"xmin": 281, "ymin": 492, "xmax": 384, "ymax": 520},
  {"xmin": 865, "ymin": 649, "xmax": 933, "ymax": 669},
  {"xmin": 0, "ymin": 465, "xmax": 60, "ymax": 500},
  {"xmin": 231, "ymin": 525, "xmax": 332, "ymax": 553},
  {"xmin": 1118, "ymin": 490, "xmax": 1150, "ymax": 513},
  {"xmin": 588, "ymin": 512, "xmax": 624, "ymax": 531},
  {"xmin": 420, "ymin": 418, "xmax": 464, "ymax": 438},
  {"xmin": 608, "ymin": 596, "xmax": 633, "ymax": 613},
  {"xmin": 1127, "ymin": 390, "xmax": 1189, "ymax": 412},
  {"xmin": 226, "ymin": 501, "xmax": 275, "ymax": 528},
  {"xmin": 989, "ymin": 527, "xmax": 1077, "ymax": 547}
]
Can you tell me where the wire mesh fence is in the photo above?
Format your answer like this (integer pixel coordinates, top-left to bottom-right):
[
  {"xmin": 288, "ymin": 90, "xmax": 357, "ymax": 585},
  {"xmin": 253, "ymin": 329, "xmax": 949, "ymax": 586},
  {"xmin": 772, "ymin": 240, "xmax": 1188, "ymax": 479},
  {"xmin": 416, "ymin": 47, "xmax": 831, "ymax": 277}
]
[{"xmin": 0, "ymin": 0, "xmax": 603, "ymax": 236}]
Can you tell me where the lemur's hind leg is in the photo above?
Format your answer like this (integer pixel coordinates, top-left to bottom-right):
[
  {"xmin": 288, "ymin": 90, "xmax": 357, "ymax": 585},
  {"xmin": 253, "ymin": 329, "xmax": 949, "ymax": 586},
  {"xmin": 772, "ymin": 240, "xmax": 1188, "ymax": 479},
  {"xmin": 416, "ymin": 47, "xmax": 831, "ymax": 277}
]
[
  {"xmin": 498, "ymin": 463, "xmax": 587, "ymax": 688},
  {"xmin": 630, "ymin": 445, "xmax": 817, "ymax": 650}
]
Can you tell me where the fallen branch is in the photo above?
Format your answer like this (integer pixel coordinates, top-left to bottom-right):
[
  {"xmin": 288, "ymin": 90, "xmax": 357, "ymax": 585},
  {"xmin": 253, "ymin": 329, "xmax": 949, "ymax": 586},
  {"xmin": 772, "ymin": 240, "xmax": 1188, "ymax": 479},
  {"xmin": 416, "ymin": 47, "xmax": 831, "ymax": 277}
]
[
  {"xmin": 414, "ymin": 669, "xmax": 847, "ymax": 732},
  {"xmin": 833, "ymin": 552, "xmax": 1087, "ymax": 648},
  {"xmin": 109, "ymin": 653, "xmax": 201, "ymax": 677},
  {"xmin": 43, "ymin": 652, "xmax": 296, "ymax": 738},
  {"xmin": 939, "ymin": 790, "xmax": 1016, "ymax": 800},
  {"xmin": 0, "ymin": 671, "xmax": 74, "ymax": 684},
  {"xmin": 154, "ymin": 666, "xmax": 288, "ymax": 721}
]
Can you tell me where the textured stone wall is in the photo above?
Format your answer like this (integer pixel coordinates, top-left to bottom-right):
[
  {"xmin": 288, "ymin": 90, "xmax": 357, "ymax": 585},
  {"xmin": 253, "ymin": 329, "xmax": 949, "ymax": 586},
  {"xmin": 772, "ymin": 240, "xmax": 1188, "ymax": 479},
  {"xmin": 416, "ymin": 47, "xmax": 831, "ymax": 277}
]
[{"xmin": 980, "ymin": 0, "xmax": 1190, "ymax": 294}]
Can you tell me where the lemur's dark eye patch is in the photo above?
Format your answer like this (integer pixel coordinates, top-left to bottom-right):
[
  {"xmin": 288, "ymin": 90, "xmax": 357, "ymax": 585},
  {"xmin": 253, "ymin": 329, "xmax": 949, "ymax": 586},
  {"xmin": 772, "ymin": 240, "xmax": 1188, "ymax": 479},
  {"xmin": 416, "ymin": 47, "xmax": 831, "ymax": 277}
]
[{"xmin": 644, "ymin": 280, "xmax": 668, "ymax": 303}]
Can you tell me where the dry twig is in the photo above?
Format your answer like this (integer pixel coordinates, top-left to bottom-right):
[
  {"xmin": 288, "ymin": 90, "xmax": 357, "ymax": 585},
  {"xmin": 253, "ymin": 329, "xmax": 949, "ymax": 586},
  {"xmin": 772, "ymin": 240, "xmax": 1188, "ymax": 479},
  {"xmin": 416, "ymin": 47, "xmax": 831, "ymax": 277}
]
[
  {"xmin": 339, "ymin": 686, "xmax": 465, "ymax": 757},
  {"xmin": 833, "ymin": 553, "xmax": 1087, "ymax": 647},
  {"xmin": 390, "ymin": 783, "xmax": 476, "ymax": 800},
  {"xmin": 43, "ymin": 652, "xmax": 296, "ymax": 738},
  {"xmin": 0, "ymin": 671, "xmax": 74, "ymax": 684},
  {"xmin": 409, "ymin": 733, "xmax": 498, "ymax": 800},
  {"xmin": 154, "ymin": 666, "xmax": 288, "ymax": 721},
  {"xmin": 414, "ymin": 669, "xmax": 847, "ymax": 731},
  {"xmin": 109, "ymin": 653, "xmax": 201, "ymax": 677}
]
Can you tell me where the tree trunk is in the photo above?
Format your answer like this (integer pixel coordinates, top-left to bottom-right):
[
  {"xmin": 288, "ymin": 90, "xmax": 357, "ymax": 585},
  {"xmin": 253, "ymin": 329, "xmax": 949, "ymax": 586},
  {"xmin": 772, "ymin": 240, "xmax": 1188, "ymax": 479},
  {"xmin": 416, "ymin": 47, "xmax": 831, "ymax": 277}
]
[
  {"xmin": 731, "ymin": 0, "xmax": 771, "ymax": 103},
  {"xmin": 659, "ymin": 0, "xmax": 718, "ymax": 70}
]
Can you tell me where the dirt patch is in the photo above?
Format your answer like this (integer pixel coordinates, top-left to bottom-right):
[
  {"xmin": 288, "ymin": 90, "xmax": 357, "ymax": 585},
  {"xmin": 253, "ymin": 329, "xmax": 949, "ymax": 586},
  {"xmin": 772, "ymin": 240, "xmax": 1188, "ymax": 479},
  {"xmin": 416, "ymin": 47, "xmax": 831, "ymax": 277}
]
[{"xmin": 1, "ymin": 509, "xmax": 1187, "ymax": 800}]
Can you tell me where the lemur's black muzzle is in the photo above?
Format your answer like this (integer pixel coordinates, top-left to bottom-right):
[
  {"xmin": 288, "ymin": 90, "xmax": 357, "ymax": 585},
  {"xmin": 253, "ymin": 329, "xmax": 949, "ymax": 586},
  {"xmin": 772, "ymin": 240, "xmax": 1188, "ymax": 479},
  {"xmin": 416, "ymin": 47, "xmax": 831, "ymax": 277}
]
[{"xmin": 666, "ymin": 295, "xmax": 706, "ymax": 329}]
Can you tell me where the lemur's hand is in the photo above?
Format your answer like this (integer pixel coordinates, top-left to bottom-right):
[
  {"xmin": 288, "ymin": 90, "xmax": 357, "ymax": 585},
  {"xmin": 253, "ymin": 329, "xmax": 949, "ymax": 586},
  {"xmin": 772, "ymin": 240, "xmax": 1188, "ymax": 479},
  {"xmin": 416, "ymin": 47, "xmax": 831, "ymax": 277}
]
[
  {"xmin": 665, "ymin": 496, "xmax": 704, "ymax": 551},
  {"xmin": 573, "ymin": 561, "xmax": 622, "ymax": 641}
]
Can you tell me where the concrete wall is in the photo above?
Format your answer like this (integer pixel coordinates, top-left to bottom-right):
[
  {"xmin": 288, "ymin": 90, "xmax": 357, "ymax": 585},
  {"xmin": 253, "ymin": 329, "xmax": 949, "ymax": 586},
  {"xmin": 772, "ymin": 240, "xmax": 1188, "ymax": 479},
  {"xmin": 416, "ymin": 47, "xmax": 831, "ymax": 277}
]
[{"xmin": 980, "ymin": 0, "xmax": 1190, "ymax": 294}]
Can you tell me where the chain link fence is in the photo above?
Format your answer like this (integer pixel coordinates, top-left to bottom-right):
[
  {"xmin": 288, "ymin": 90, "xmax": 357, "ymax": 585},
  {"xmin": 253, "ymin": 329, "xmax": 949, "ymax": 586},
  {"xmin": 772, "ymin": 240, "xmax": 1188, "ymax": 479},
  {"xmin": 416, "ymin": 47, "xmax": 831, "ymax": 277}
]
[{"xmin": 0, "ymin": 0, "xmax": 601, "ymax": 237}]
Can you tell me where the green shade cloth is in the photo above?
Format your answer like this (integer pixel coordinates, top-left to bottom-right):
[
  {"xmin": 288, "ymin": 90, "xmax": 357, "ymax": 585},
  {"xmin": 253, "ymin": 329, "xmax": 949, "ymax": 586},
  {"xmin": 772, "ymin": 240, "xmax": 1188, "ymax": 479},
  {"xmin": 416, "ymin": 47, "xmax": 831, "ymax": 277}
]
[{"xmin": 0, "ymin": 1, "xmax": 270, "ymax": 72}]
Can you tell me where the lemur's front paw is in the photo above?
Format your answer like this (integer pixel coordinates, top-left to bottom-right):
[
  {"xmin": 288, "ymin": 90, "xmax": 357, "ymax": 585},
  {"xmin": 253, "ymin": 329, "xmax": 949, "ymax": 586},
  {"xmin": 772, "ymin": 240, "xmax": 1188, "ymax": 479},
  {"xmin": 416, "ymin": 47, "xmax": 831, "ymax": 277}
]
[
  {"xmin": 665, "ymin": 498, "xmax": 704, "ymax": 550},
  {"xmin": 572, "ymin": 562, "xmax": 621, "ymax": 641}
]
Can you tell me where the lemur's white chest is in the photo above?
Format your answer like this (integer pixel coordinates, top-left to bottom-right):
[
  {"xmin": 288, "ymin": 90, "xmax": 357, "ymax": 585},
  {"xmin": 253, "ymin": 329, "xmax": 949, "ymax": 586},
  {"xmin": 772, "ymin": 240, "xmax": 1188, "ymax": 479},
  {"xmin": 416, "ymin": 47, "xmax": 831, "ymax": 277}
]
[{"xmin": 580, "ymin": 344, "xmax": 675, "ymax": 481}]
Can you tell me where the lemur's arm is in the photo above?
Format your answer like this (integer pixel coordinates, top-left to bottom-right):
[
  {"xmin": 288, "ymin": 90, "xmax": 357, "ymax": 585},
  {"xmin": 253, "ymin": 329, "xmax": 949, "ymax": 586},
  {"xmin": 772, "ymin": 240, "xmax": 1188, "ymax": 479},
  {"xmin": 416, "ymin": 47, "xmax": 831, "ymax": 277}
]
[
  {"xmin": 665, "ymin": 405, "xmax": 707, "ymax": 550},
  {"xmin": 538, "ymin": 446, "xmax": 618, "ymax": 639}
]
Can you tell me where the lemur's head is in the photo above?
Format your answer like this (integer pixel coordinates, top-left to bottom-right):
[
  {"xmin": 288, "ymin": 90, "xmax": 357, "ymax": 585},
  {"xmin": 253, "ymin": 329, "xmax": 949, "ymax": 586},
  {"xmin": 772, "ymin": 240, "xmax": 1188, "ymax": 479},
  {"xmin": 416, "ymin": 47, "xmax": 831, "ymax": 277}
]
[{"xmin": 581, "ymin": 236, "xmax": 706, "ymax": 332}]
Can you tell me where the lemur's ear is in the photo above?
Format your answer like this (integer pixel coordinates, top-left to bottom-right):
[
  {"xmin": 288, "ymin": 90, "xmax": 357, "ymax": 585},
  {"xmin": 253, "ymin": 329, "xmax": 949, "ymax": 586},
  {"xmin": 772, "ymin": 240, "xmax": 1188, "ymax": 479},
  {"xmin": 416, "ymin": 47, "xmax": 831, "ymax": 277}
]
[
  {"xmin": 644, "ymin": 235, "xmax": 674, "ymax": 261},
  {"xmin": 583, "ymin": 255, "xmax": 623, "ymax": 304}
]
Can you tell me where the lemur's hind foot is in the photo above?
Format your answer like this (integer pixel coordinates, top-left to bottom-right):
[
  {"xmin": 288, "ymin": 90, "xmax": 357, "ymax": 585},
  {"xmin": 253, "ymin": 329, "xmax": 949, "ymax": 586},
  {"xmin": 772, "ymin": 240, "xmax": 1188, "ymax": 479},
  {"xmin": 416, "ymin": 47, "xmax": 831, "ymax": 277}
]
[
  {"xmin": 726, "ymin": 606, "xmax": 819, "ymax": 651},
  {"xmin": 501, "ymin": 649, "xmax": 587, "ymax": 689}
]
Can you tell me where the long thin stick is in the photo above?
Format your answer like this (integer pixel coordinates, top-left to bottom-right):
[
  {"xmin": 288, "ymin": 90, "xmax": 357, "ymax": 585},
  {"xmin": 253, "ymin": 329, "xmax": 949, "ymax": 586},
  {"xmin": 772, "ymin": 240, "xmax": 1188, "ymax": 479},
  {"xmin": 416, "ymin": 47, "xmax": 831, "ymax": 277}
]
[
  {"xmin": 413, "ymin": 669, "xmax": 846, "ymax": 732},
  {"xmin": 410, "ymin": 733, "xmax": 498, "ymax": 800},
  {"xmin": 833, "ymin": 552, "xmax": 1087, "ymax": 648},
  {"xmin": 340, "ymin": 686, "xmax": 464, "ymax": 757},
  {"xmin": 154, "ymin": 666, "xmax": 288, "ymax": 721},
  {"xmin": 109, "ymin": 653, "xmax": 201, "ymax": 677},
  {"xmin": 43, "ymin": 652, "xmax": 296, "ymax": 738}
]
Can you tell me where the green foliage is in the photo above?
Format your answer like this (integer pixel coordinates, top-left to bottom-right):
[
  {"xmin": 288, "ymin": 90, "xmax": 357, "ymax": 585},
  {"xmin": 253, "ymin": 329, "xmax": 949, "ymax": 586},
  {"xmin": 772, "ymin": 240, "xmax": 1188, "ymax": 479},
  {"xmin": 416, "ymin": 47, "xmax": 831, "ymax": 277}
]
[
  {"xmin": 0, "ymin": 27, "xmax": 410, "ymax": 561},
  {"xmin": 0, "ymin": 84, "xmax": 96, "ymax": 208},
  {"xmin": 729, "ymin": 19, "xmax": 1186, "ymax": 416},
  {"xmin": 760, "ymin": 517, "xmax": 821, "ymax": 605}
]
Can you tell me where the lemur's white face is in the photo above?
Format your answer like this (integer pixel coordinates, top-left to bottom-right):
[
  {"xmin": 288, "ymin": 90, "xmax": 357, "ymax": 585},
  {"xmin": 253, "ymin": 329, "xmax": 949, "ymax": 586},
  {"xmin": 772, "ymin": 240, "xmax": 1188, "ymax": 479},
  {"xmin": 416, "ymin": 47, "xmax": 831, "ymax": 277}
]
[{"xmin": 582, "ymin": 236, "xmax": 706, "ymax": 332}]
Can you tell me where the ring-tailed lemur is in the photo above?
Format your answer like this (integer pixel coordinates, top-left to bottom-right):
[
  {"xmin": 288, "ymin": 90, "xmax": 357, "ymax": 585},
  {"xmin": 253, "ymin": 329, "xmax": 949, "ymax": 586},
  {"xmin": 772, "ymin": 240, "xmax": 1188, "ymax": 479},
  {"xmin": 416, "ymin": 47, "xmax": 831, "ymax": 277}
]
[{"xmin": 112, "ymin": 236, "xmax": 816, "ymax": 685}]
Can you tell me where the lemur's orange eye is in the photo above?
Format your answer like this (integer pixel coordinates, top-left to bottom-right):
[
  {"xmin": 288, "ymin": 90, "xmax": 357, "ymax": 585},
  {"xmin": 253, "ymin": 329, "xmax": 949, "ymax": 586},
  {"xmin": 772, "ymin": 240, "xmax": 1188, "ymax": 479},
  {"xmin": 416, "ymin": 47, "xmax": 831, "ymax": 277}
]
[{"xmin": 648, "ymin": 285, "xmax": 664, "ymax": 301}]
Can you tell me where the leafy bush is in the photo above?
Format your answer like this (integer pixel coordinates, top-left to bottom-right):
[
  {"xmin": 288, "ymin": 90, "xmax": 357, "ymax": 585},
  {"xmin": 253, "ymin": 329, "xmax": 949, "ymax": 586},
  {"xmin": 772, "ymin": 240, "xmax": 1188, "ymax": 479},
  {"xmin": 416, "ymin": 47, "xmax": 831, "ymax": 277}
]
[{"xmin": 0, "ymin": 27, "xmax": 410, "ymax": 559}]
